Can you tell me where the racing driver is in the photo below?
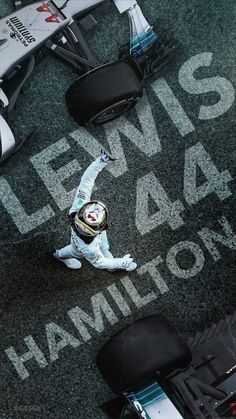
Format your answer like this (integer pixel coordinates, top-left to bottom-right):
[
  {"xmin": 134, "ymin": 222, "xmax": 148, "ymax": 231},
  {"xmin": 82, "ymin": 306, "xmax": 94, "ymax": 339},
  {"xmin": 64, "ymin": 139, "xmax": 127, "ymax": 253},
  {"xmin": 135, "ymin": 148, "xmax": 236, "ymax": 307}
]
[{"xmin": 54, "ymin": 151, "xmax": 137, "ymax": 272}]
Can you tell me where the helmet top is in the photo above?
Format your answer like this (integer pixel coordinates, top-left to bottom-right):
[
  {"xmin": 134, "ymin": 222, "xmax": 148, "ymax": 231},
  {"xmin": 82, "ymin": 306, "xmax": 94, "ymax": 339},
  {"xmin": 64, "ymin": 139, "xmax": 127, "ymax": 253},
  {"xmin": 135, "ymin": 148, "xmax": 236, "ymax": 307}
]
[{"xmin": 74, "ymin": 200, "xmax": 108, "ymax": 237}]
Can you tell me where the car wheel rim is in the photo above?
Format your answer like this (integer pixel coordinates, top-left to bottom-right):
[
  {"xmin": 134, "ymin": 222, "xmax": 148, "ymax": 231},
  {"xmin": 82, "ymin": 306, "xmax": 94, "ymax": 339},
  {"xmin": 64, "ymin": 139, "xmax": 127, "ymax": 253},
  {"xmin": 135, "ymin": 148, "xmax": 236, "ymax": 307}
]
[{"xmin": 89, "ymin": 98, "xmax": 136, "ymax": 126}]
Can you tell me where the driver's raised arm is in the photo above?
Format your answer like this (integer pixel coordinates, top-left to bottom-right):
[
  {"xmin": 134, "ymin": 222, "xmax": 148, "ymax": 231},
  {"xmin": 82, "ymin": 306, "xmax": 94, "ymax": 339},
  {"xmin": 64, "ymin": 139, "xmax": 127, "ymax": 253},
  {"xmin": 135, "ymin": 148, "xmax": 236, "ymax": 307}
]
[{"xmin": 70, "ymin": 151, "xmax": 111, "ymax": 214}]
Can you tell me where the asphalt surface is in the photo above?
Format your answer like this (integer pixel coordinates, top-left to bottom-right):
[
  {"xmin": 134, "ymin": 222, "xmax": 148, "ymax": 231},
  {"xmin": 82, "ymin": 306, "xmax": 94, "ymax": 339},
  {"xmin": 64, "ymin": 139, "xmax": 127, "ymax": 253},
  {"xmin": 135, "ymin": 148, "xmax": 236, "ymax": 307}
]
[{"xmin": 0, "ymin": 0, "xmax": 236, "ymax": 418}]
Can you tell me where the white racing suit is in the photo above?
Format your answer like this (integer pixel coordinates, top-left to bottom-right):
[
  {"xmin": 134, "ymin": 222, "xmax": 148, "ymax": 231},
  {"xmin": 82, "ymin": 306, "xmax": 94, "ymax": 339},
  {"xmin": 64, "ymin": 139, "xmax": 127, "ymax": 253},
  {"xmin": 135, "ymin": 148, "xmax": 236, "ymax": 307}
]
[{"xmin": 57, "ymin": 157, "xmax": 134, "ymax": 271}]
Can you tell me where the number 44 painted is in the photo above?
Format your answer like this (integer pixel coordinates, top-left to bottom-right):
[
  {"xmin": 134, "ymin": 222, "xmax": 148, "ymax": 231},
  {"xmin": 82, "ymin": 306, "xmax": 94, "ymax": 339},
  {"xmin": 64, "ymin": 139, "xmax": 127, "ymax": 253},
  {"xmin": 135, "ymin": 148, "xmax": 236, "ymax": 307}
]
[{"xmin": 135, "ymin": 142, "xmax": 233, "ymax": 235}]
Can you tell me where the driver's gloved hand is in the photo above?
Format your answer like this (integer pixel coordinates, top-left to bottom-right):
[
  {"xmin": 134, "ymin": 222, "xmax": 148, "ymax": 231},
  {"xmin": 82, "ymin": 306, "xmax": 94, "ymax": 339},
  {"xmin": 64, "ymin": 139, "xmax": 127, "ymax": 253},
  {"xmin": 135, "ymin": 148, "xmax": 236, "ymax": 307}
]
[{"xmin": 100, "ymin": 149, "xmax": 117, "ymax": 163}]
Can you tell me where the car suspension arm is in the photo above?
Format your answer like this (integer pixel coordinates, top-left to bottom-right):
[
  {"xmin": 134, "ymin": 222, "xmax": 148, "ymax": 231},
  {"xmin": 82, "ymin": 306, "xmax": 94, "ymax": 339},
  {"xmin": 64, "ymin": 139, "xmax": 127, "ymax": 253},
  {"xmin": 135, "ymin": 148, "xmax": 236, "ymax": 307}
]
[
  {"xmin": 46, "ymin": 40, "xmax": 97, "ymax": 71},
  {"xmin": 66, "ymin": 19, "xmax": 99, "ymax": 67}
]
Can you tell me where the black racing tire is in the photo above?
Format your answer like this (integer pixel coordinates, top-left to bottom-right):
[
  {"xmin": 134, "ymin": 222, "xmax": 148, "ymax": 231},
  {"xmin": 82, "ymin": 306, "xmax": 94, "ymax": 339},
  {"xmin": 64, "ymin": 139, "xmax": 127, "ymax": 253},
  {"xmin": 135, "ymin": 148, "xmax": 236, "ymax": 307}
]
[
  {"xmin": 65, "ymin": 61, "xmax": 143, "ymax": 127},
  {"xmin": 96, "ymin": 314, "xmax": 192, "ymax": 395}
]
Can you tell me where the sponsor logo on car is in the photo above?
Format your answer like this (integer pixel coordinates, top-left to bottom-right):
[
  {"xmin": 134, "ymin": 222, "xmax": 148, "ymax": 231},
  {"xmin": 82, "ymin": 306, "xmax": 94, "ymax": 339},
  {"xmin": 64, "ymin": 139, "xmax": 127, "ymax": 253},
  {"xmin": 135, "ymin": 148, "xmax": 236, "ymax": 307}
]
[{"xmin": 6, "ymin": 16, "xmax": 35, "ymax": 46}]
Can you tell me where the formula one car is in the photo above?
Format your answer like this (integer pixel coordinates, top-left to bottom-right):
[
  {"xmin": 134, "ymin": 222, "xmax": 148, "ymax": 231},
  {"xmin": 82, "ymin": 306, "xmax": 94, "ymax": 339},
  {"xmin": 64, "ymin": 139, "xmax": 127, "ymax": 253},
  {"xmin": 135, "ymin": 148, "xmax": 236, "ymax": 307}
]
[
  {"xmin": 0, "ymin": 0, "xmax": 176, "ymax": 164},
  {"xmin": 97, "ymin": 312, "xmax": 236, "ymax": 418}
]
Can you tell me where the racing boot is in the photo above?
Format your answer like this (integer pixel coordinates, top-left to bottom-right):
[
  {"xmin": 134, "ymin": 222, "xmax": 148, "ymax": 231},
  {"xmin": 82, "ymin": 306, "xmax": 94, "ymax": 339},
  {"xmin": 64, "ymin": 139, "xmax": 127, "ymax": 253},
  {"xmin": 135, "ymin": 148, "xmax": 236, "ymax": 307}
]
[{"xmin": 54, "ymin": 250, "xmax": 82, "ymax": 269}]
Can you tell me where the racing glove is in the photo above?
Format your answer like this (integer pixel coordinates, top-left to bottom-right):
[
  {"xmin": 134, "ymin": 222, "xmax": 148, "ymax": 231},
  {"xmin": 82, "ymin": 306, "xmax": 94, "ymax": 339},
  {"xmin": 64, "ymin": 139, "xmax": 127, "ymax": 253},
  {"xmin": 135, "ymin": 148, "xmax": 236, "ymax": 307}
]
[{"xmin": 100, "ymin": 149, "xmax": 117, "ymax": 163}]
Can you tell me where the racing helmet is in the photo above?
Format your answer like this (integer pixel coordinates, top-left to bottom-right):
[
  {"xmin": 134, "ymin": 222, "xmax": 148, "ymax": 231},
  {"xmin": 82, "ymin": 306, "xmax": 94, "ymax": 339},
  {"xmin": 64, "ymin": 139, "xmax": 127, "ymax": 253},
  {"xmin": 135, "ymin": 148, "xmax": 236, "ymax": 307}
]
[{"xmin": 74, "ymin": 200, "xmax": 108, "ymax": 237}]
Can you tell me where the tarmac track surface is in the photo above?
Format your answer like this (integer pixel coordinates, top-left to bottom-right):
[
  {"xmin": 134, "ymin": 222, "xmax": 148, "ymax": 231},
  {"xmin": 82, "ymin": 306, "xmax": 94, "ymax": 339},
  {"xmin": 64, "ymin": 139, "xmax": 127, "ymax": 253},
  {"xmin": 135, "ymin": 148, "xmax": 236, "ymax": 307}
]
[{"xmin": 0, "ymin": 0, "xmax": 235, "ymax": 417}]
